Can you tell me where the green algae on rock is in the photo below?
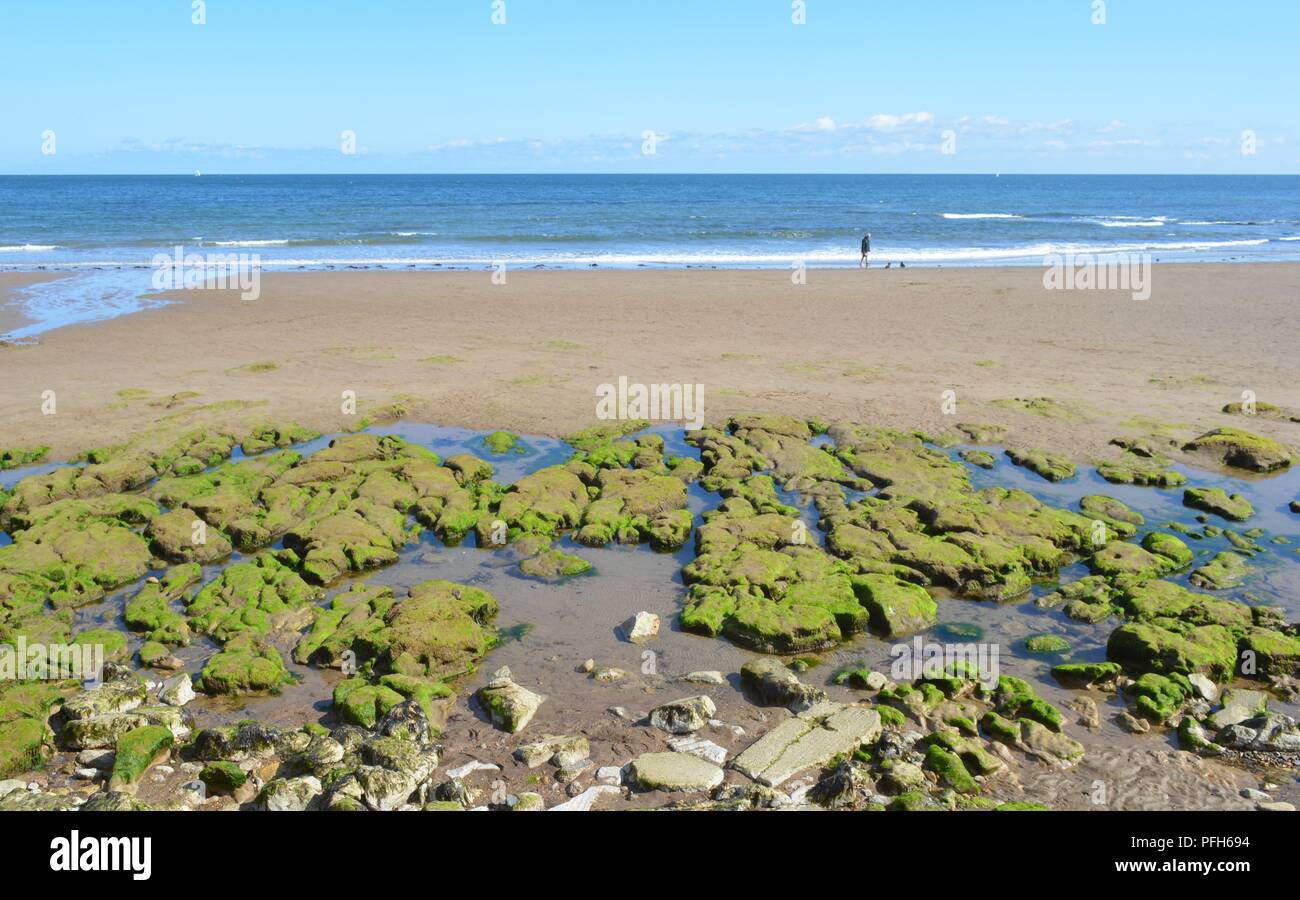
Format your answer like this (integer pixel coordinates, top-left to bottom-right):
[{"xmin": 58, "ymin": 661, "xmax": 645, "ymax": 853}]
[
  {"xmin": 186, "ymin": 553, "xmax": 320, "ymax": 643},
  {"xmin": 1024, "ymin": 634, "xmax": 1071, "ymax": 654},
  {"xmin": 955, "ymin": 423, "xmax": 1009, "ymax": 444},
  {"xmin": 575, "ymin": 464, "xmax": 693, "ymax": 550},
  {"xmin": 681, "ymin": 420, "xmax": 1116, "ymax": 654},
  {"xmin": 298, "ymin": 580, "xmax": 497, "ymax": 726},
  {"xmin": 1126, "ymin": 672, "xmax": 1192, "ymax": 724},
  {"xmin": 0, "ymin": 680, "xmax": 66, "ymax": 777},
  {"xmin": 1050, "ymin": 661, "xmax": 1122, "ymax": 686},
  {"xmin": 1079, "ymin": 495, "xmax": 1144, "ymax": 536},
  {"xmin": 1095, "ymin": 452, "xmax": 1187, "ymax": 488},
  {"xmin": 1182, "ymin": 427, "xmax": 1296, "ymax": 473},
  {"xmin": 477, "ymin": 674, "xmax": 545, "ymax": 733},
  {"xmin": 196, "ymin": 638, "xmax": 294, "ymax": 695},
  {"xmin": 109, "ymin": 724, "xmax": 173, "ymax": 788},
  {"xmin": 240, "ymin": 422, "xmax": 320, "ymax": 456},
  {"xmin": 1139, "ymin": 532, "xmax": 1194, "ymax": 570},
  {"xmin": 517, "ymin": 546, "xmax": 593, "ymax": 580},
  {"xmin": 1183, "ymin": 487, "xmax": 1254, "ymax": 522},
  {"xmin": 370, "ymin": 580, "xmax": 498, "ymax": 679},
  {"xmin": 1088, "ymin": 540, "xmax": 1186, "ymax": 580},
  {"xmin": 124, "ymin": 564, "xmax": 201, "ymax": 646},
  {"xmin": 0, "ymin": 491, "xmax": 157, "ymax": 618},
  {"xmin": 0, "ymin": 446, "xmax": 49, "ymax": 470},
  {"xmin": 482, "ymin": 430, "xmax": 524, "ymax": 454},
  {"xmin": 1188, "ymin": 551, "xmax": 1250, "ymax": 590},
  {"xmin": 852, "ymin": 573, "xmax": 937, "ymax": 637},
  {"xmin": 1004, "ymin": 448, "xmax": 1076, "ymax": 482},
  {"xmin": 959, "ymin": 449, "xmax": 996, "ymax": 469},
  {"xmin": 199, "ymin": 760, "xmax": 247, "ymax": 794}
]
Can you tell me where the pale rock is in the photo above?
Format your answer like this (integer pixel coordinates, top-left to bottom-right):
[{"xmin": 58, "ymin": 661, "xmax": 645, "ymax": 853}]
[
  {"xmin": 477, "ymin": 677, "xmax": 546, "ymax": 733},
  {"xmin": 732, "ymin": 703, "xmax": 883, "ymax": 788},
  {"xmin": 514, "ymin": 734, "xmax": 590, "ymax": 768},
  {"xmin": 259, "ymin": 775, "xmax": 322, "ymax": 811},
  {"xmin": 356, "ymin": 765, "xmax": 417, "ymax": 811},
  {"xmin": 668, "ymin": 735, "xmax": 728, "ymax": 765},
  {"xmin": 620, "ymin": 611, "xmax": 660, "ymax": 644},
  {"xmin": 680, "ymin": 671, "xmax": 725, "ymax": 685},
  {"xmin": 649, "ymin": 695, "xmax": 717, "ymax": 734},
  {"xmin": 627, "ymin": 752, "xmax": 725, "ymax": 792},
  {"xmin": 446, "ymin": 760, "xmax": 500, "ymax": 780},
  {"xmin": 158, "ymin": 673, "xmax": 195, "ymax": 707},
  {"xmin": 1209, "ymin": 689, "xmax": 1269, "ymax": 729},
  {"xmin": 1187, "ymin": 673, "xmax": 1220, "ymax": 703},
  {"xmin": 550, "ymin": 784, "xmax": 621, "ymax": 811}
]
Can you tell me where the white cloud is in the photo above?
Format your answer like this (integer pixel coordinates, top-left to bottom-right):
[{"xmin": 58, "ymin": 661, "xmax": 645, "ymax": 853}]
[
  {"xmin": 864, "ymin": 111, "xmax": 934, "ymax": 131},
  {"xmin": 796, "ymin": 116, "xmax": 839, "ymax": 132}
]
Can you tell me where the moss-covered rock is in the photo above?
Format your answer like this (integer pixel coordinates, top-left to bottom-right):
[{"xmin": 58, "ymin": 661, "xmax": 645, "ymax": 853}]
[
  {"xmin": 1107, "ymin": 622, "xmax": 1238, "ymax": 681},
  {"xmin": 196, "ymin": 639, "xmax": 293, "ymax": 695},
  {"xmin": 923, "ymin": 744, "xmax": 978, "ymax": 793},
  {"xmin": 723, "ymin": 596, "xmax": 842, "ymax": 654},
  {"xmin": 284, "ymin": 498, "xmax": 419, "ymax": 584},
  {"xmin": 72, "ymin": 626, "xmax": 128, "ymax": 663},
  {"xmin": 482, "ymin": 431, "xmax": 523, "ymax": 455},
  {"xmin": 0, "ymin": 446, "xmax": 50, "ymax": 470},
  {"xmin": 1080, "ymin": 495, "xmax": 1144, "ymax": 536},
  {"xmin": 851, "ymin": 574, "xmax": 937, "ymax": 637},
  {"xmin": 993, "ymin": 676, "xmax": 1063, "ymax": 731},
  {"xmin": 1183, "ymin": 487, "xmax": 1254, "ymax": 522},
  {"xmin": 1095, "ymin": 453, "xmax": 1186, "ymax": 488},
  {"xmin": 959, "ymin": 449, "xmax": 997, "ymax": 469},
  {"xmin": 1036, "ymin": 575, "xmax": 1117, "ymax": 623},
  {"xmin": 1188, "ymin": 551, "xmax": 1250, "ymax": 590},
  {"xmin": 148, "ymin": 507, "xmax": 234, "ymax": 563},
  {"xmin": 1005, "ymin": 448, "xmax": 1076, "ymax": 482},
  {"xmin": 1025, "ymin": 634, "xmax": 1071, "ymax": 654},
  {"xmin": 186, "ymin": 553, "xmax": 320, "ymax": 642},
  {"xmin": 292, "ymin": 583, "xmax": 394, "ymax": 666},
  {"xmin": 1183, "ymin": 427, "xmax": 1295, "ymax": 473},
  {"xmin": 518, "ymin": 547, "xmax": 593, "ymax": 580},
  {"xmin": 1126, "ymin": 672, "xmax": 1191, "ymax": 723},
  {"xmin": 333, "ymin": 678, "xmax": 404, "ymax": 728},
  {"xmin": 1088, "ymin": 540, "xmax": 1180, "ymax": 580},
  {"xmin": 1050, "ymin": 661, "xmax": 1122, "ymax": 685},
  {"xmin": 109, "ymin": 724, "xmax": 173, "ymax": 788},
  {"xmin": 240, "ymin": 422, "xmax": 319, "ymax": 455},
  {"xmin": 370, "ymin": 580, "xmax": 498, "ymax": 679},
  {"xmin": 1237, "ymin": 627, "xmax": 1300, "ymax": 677},
  {"xmin": 1140, "ymin": 531, "xmax": 1194, "ymax": 569},
  {"xmin": 124, "ymin": 564, "xmax": 200, "ymax": 645},
  {"xmin": 476, "ymin": 676, "xmax": 545, "ymax": 733},
  {"xmin": 199, "ymin": 760, "xmax": 248, "ymax": 794}
]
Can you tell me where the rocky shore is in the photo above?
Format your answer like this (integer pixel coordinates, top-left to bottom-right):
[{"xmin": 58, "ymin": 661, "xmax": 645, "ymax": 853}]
[{"xmin": 1, "ymin": 409, "xmax": 1298, "ymax": 812}]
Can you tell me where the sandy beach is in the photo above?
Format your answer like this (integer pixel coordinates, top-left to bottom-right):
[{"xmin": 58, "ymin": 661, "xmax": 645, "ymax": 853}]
[{"xmin": 2, "ymin": 264, "xmax": 1298, "ymax": 463}]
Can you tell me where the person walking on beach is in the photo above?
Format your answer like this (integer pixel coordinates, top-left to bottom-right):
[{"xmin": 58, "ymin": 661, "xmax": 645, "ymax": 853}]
[{"xmin": 860, "ymin": 232, "xmax": 871, "ymax": 269}]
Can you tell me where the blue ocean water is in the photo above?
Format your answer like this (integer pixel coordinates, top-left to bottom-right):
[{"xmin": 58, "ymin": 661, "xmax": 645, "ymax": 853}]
[{"xmin": 1, "ymin": 174, "xmax": 1297, "ymax": 337}]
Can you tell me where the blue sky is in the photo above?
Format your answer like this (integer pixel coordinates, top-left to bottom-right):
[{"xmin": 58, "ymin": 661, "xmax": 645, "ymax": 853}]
[{"xmin": 2, "ymin": 0, "xmax": 1296, "ymax": 173}]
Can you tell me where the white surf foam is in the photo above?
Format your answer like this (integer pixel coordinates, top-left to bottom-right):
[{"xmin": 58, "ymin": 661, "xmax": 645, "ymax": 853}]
[{"xmin": 941, "ymin": 213, "xmax": 1023, "ymax": 220}]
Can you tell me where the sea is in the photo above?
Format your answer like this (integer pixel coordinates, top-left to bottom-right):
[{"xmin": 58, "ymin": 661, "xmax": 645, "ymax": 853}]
[{"xmin": 1, "ymin": 173, "xmax": 1297, "ymax": 338}]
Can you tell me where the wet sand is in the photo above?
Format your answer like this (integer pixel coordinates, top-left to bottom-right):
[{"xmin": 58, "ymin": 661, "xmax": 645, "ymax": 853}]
[
  {"xmin": 2, "ymin": 264, "xmax": 1298, "ymax": 462},
  {"xmin": 0, "ymin": 272, "xmax": 59, "ymax": 338}
]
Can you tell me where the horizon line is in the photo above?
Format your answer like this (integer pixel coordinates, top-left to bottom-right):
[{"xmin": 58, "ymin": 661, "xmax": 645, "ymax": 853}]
[{"xmin": 2, "ymin": 171, "xmax": 1296, "ymax": 178}]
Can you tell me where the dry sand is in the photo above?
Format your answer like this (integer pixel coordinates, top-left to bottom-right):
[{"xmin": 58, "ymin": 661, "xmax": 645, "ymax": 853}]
[{"xmin": 2, "ymin": 264, "xmax": 1298, "ymax": 460}]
